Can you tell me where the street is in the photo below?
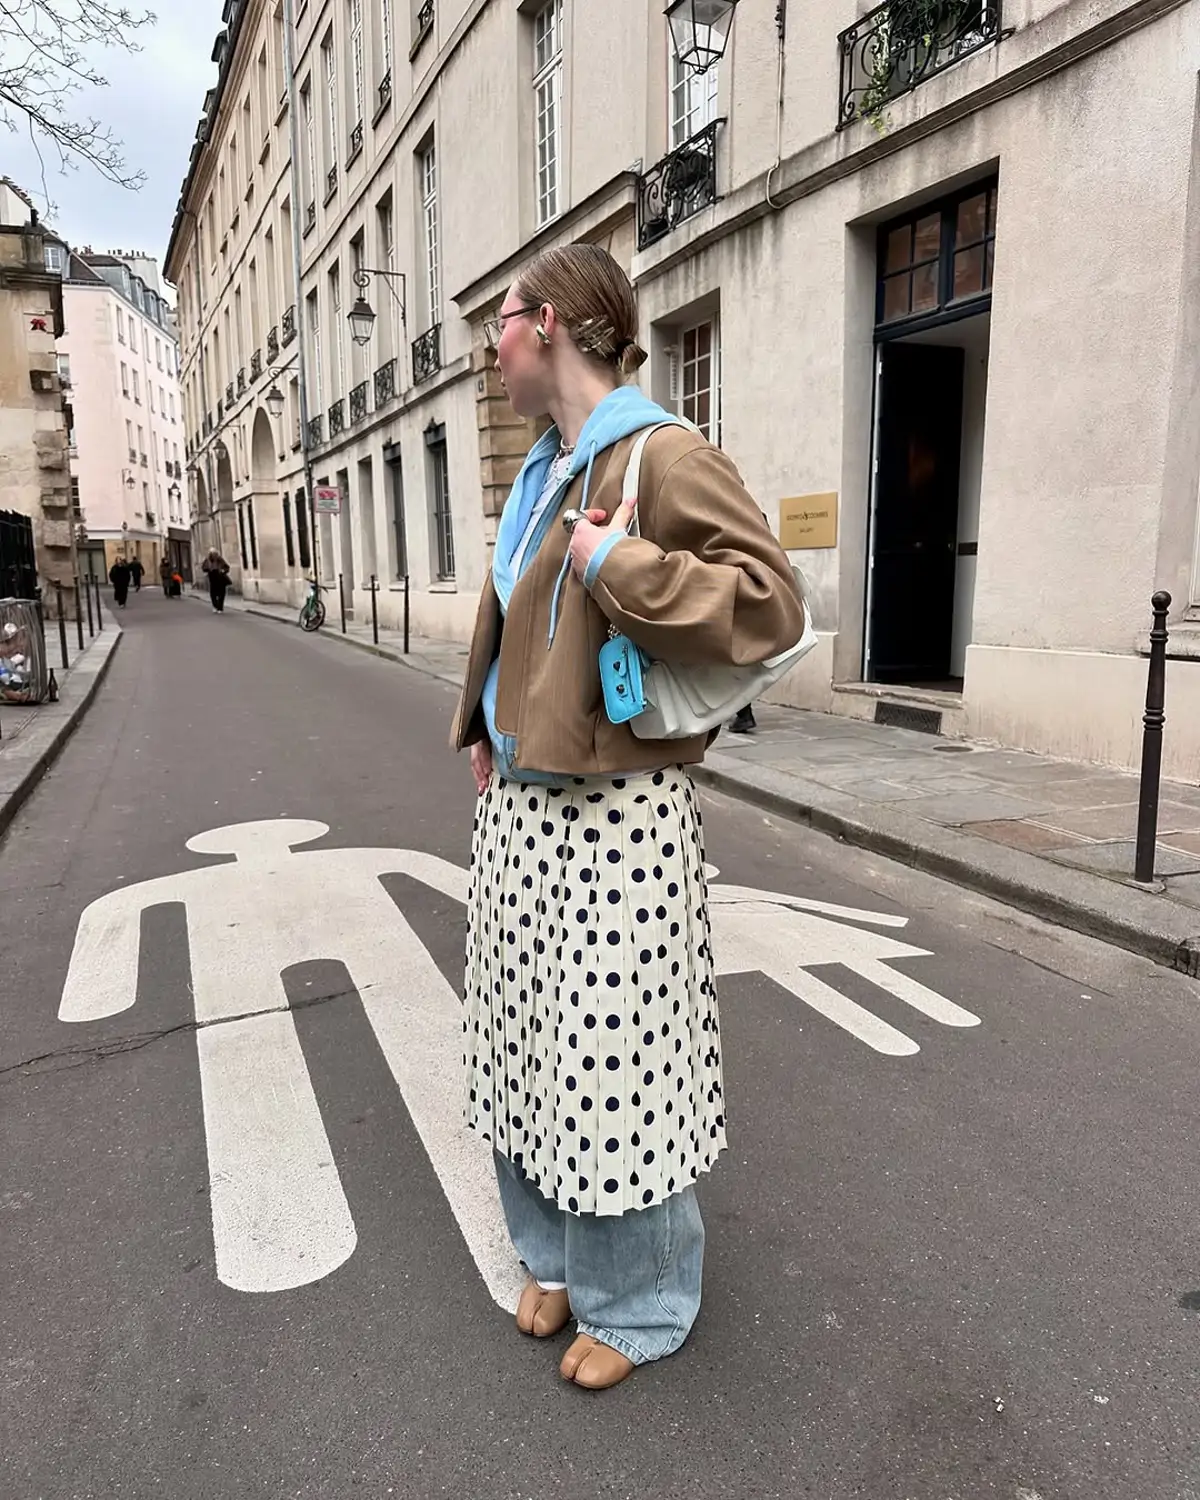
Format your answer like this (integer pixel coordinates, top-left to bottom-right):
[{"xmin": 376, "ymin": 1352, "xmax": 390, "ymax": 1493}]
[{"xmin": 2, "ymin": 591, "xmax": 1198, "ymax": 1500}]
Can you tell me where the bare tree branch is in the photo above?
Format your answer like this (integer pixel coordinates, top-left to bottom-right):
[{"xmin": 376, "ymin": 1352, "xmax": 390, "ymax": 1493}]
[{"xmin": 0, "ymin": 0, "xmax": 156, "ymax": 188}]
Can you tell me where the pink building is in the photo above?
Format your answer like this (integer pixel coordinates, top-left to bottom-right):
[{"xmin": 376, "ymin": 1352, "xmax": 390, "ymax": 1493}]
[{"xmin": 58, "ymin": 251, "xmax": 188, "ymax": 585}]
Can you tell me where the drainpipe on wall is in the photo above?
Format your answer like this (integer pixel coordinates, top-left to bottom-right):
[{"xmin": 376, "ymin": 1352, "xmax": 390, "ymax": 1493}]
[{"xmin": 282, "ymin": 0, "xmax": 321, "ymax": 586}]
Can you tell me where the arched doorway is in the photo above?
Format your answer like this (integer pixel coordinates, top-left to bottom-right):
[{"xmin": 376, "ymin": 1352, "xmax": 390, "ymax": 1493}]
[{"xmin": 249, "ymin": 407, "xmax": 287, "ymax": 599}]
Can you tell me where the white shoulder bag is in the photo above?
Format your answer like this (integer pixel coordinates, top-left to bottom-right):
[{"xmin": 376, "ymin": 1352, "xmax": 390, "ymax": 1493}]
[{"xmin": 612, "ymin": 423, "xmax": 818, "ymax": 741}]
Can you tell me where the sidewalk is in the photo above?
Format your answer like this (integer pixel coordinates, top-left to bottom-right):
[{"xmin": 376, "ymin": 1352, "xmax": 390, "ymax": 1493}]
[
  {"xmin": 218, "ymin": 589, "xmax": 1200, "ymax": 976},
  {"xmin": 0, "ymin": 601, "xmax": 122, "ymax": 838}
]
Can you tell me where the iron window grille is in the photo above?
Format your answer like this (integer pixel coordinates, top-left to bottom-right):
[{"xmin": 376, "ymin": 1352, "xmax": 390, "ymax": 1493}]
[
  {"xmin": 267, "ymin": 327, "xmax": 280, "ymax": 362},
  {"xmin": 636, "ymin": 119, "xmax": 724, "ymax": 251},
  {"xmin": 374, "ymin": 358, "xmax": 397, "ymax": 406},
  {"xmin": 282, "ymin": 306, "xmax": 297, "ymax": 344},
  {"xmin": 328, "ymin": 399, "xmax": 345, "ymax": 437},
  {"xmin": 349, "ymin": 380, "xmax": 369, "ymax": 423},
  {"xmin": 837, "ymin": 0, "xmax": 1002, "ymax": 129},
  {"xmin": 412, "ymin": 324, "xmax": 441, "ymax": 384},
  {"xmin": 307, "ymin": 415, "xmax": 324, "ymax": 447}
]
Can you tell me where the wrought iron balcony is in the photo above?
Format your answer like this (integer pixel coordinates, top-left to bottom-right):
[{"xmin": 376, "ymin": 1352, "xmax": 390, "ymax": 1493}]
[
  {"xmin": 304, "ymin": 200, "xmax": 316, "ymax": 234},
  {"xmin": 349, "ymin": 120, "xmax": 363, "ymax": 160},
  {"xmin": 307, "ymin": 414, "xmax": 323, "ymax": 447},
  {"xmin": 267, "ymin": 326, "xmax": 279, "ymax": 362},
  {"xmin": 377, "ymin": 71, "xmax": 392, "ymax": 113},
  {"xmin": 251, "ymin": 349, "xmax": 263, "ymax": 380},
  {"xmin": 349, "ymin": 380, "xmax": 369, "ymax": 424},
  {"xmin": 837, "ymin": 0, "xmax": 1002, "ymax": 129},
  {"xmin": 237, "ymin": 367, "xmax": 247, "ymax": 394},
  {"xmin": 328, "ymin": 398, "xmax": 345, "ymax": 438},
  {"xmin": 374, "ymin": 357, "xmax": 396, "ymax": 406},
  {"xmin": 282, "ymin": 305, "xmax": 297, "ymax": 345},
  {"xmin": 415, "ymin": 0, "xmax": 434, "ymax": 50},
  {"xmin": 217, "ymin": 397, "xmax": 224, "ymax": 418},
  {"xmin": 412, "ymin": 324, "xmax": 441, "ymax": 384},
  {"xmin": 636, "ymin": 119, "xmax": 724, "ymax": 251},
  {"xmin": 325, "ymin": 164, "xmax": 338, "ymax": 201},
  {"xmin": 225, "ymin": 381, "xmax": 235, "ymax": 406}
]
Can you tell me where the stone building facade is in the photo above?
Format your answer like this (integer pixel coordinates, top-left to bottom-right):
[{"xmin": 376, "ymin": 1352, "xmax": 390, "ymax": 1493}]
[{"xmin": 167, "ymin": 0, "xmax": 1200, "ymax": 776}]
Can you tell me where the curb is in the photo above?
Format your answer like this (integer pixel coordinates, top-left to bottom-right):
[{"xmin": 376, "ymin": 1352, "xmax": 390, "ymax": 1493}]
[
  {"xmin": 0, "ymin": 622, "xmax": 123, "ymax": 842},
  {"xmin": 226, "ymin": 597, "xmax": 1200, "ymax": 978},
  {"xmin": 243, "ymin": 605, "xmax": 468, "ymax": 689},
  {"xmin": 692, "ymin": 755, "xmax": 1200, "ymax": 978}
]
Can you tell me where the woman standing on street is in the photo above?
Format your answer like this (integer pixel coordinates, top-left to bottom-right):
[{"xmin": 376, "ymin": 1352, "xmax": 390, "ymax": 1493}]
[
  {"xmin": 108, "ymin": 557, "xmax": 131, "ymax": 609},
  {"xmin": 451, "ymin": 244, "xmax": 804, "ymax": 1390},
  {"xmin": 202, "ymin": 549, "xmax": 230, "ymax": 613}
]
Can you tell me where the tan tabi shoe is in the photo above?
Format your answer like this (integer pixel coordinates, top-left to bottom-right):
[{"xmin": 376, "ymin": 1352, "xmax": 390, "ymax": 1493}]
[
  {"xmin": 515, "ymin": 1279, "xmax": 572, "ymax": 1338},
  {"xmin": 559, "ymin": 1333, "xmax": 636, "ymax": 1390}
]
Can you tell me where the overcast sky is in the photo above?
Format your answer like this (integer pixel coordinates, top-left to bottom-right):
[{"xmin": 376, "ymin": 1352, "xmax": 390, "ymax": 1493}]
[{"xmin": 4, "ymin": 3, "xmax": 224, "ymax": 287}]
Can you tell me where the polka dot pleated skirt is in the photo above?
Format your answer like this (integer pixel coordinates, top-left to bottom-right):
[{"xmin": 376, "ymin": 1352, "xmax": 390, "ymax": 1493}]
[{"xmin": 463, "ymin": 767, "xmax": 727, "ymax": 1217}]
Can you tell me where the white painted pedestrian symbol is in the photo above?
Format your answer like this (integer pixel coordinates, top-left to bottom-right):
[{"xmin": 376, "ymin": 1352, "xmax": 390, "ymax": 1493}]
[{"xmin": 59, "ymin": 822, "xmax": 979, "ymax": 1301}]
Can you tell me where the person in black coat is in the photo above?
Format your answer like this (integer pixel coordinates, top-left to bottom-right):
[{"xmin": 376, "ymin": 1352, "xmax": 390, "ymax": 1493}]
[
  {"xmin": 129, "ymin": 557, "xmax": 144, "ymax": 591},
  {"xmin": 109, "ymin": 559, "xmax": 131, "ymax": 608}
]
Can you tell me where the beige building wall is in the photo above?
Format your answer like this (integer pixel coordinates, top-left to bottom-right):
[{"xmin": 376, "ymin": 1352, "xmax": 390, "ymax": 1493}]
[{"xmin": 167, "ymin": 0, "xmax": 1200, "ymax": 775}]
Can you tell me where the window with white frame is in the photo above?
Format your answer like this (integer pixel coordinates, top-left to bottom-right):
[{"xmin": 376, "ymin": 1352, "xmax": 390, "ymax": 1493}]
[
  {"xmin": 116, "ymin": 307, "xmax": 125, "ymax": 344},
  {"xmin": 420, "ymin": 144, "xmax": 440, "ymax": 326},
  {"xmin": 308, "ymin": 290, "xmax": 323, "ymax": 414},
  {"xmin": 323, "ymin": 31, "xmax": 338, "ymax": 179},
  {"xmin": 377, "ymin": 195, "xmax": 396, "ymax": 355},
  {"xmin": 148, "ymin": 384, "xmax": 155, "ymax": 413},
  {"xmin": 126, "ymin": 418, "xmax": 134, "ymax": 454},
  {"xmin": 533, "ymin": 0, "xmax": 563, "ymax": 227},
  {"xmin": 675, "ymin": 318, "xmax": 720, "ymax": 443},
  {"xmin": 44, "ymin": 242, "xmax": 66, "ymax": 275},
  {"xmin": 302, "ymin": 81, "xmax": 316, "ymax": 204},
  {"xmin": 380, "ymin": 0, "xmax": 392, "ymax": 86},
  {"xmin": 132, "ymin": 369, "xmax": 141, "ymax": 404},
  {"xmin": 349, "ymin": 0, "xmax": 364, "ymax": 135},
  {"xmin": 330, "ymin": 264, "xmax": 345, "ymax": 397},
  {"xmin": 670, "ymin": 52, "xmax": 718, "ymax": 147}
]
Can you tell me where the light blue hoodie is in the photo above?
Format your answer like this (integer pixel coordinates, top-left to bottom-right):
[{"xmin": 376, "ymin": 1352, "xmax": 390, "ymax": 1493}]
[{"xmin": 482, "ymin": 386, "xmax": 680, "ymax": 783}]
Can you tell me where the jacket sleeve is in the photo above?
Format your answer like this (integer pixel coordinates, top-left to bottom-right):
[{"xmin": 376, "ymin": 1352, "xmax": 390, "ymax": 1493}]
[{"xmin": 588, "ymin": 442, "xmax": 806, "ymax": 667}]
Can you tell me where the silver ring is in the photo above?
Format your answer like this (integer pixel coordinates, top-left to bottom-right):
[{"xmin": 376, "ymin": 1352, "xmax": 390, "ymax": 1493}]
[{"xmin": 561, "ymin": 507, "xmax": 586, "ymax": 534}]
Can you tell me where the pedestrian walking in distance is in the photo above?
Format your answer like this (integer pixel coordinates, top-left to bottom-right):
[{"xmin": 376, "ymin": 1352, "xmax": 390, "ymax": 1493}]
[
  {"xmin": 452, "ymin": 243, "xmax": 805, "ymax": 1391},
  {"xmin": 129, "ymin": 556, "xmax": 144, "ymax": 592},
  {"xmin": 202, "ymin": 549, "xmax": 230, "ymax": 612},
  {"xmin": 108, "ymin": 557, "xmax": 131, "ymax": 609},
  {"xmin": 159, "ymin": 557, "xmax": 172, "ymax": 596}
]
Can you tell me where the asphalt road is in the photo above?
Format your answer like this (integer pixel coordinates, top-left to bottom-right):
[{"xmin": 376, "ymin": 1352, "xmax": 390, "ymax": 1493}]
[{"xmin": 2, "ymin": 589, "xmax": 1198, "ymax": 1500}]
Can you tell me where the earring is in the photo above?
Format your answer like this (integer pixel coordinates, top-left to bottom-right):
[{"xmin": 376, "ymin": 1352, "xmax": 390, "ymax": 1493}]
[{"xmin": 536, "ymin": 325, "xmax": 551, "ymax": 346}]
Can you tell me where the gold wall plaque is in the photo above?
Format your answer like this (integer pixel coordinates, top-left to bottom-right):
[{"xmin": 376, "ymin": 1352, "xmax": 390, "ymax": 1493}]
[{"xmin": 777, "ymin": 493, "xmax": 838, "ymax": 551}]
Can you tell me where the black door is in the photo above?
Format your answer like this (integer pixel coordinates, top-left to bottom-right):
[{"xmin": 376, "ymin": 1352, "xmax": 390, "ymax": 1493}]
[{"xmin": 868, "ymin": 343, "xmax": 964, "ymax": 685}]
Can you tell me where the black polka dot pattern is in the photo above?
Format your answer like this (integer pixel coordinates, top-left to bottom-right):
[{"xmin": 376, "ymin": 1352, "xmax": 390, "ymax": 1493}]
[{"xmin": 463, "ymin": 768, "xmax": 726, "ymax": 1216}]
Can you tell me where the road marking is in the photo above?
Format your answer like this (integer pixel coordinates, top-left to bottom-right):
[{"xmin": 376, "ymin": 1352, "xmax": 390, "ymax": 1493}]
[{"xmin": 59, "ymin": 820, "xmax": 978, "ymax": 1298}]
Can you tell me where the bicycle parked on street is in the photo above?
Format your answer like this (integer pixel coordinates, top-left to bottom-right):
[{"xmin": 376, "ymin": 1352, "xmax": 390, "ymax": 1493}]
[{"xmin": 299, "ymin": 578, "xmax": 327, "ymax": 632}]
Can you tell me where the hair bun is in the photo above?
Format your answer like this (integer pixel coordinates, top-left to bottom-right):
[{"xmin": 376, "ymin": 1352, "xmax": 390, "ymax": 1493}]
[{"xmin": 618, "ymin": 340, "xmax": 648, "ymax": 374}]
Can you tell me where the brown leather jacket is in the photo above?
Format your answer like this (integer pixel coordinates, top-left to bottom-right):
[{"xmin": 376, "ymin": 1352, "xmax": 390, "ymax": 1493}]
[{"xmin": 450, "ymin": 424, "xmax": 804, "ymax": 777}]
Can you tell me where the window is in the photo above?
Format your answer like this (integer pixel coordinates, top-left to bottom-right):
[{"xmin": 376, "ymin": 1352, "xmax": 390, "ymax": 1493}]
[
  {"xmin": 330, "ymin": 264, "xmax": 345, "ymax": 397},
  {"xmin": 308, "ymin": 290, "xmax": 323, "ymax": 414},
  {"xmin": 132, "ymin": 369, "xmax": 141, "ymax": 403},
  {"xmin": 121, "ymin": 362, "xmax": 130, "ymax": 397},
  {"xmin": 143, "ymin": 482, "xmax": 149, "ymax": 513},
  {"xmin": 149, "ymin": 384, "xmax": 155, "ymax": 413},
  {"xmin": 349, "ymin": 0, "xmax": 364, "ymax": 134},
  {"xmin": 137, "ymin": 425, "xmax": 145, "ymax": 456},
  {"xmin": 126, "ymin": 419, "xmax": 134, "ymax": 452},
  {"xmin": 323, "ymin": 32, "xmax": 338, "ymax": 176},
  {"xmin": 161, "ymin": 386, "xmax": 167, "ymax": 415},
  {"xmin": 57, "ymin": 353, "xmax": 71, "ymax": 387},
  {"xmin": 169, "ymin": 392, "xmax": 176, "ymax": 422},
  {"xmin": 677, "ymin": 319, "xmax": 720, "ymax": 443},
  {"xmin": 419, "ymin": 144, "xmax": 440, "ymax": 325},
  {"xmin": 377, "ymin": 195, "xmax": 396, "ymax": 355},
  {"xmin": 129, "ymin": 320, "xmax": 137, "ymax": 354},
  {"xmin": 670, "ymin": 51, "xmax": 718, "ymax": 147},
  {"xmin": 44, "ymin": 242, "xmax": 66, "ymax": 274},
  {"xmin": 426, "ymin": 422, "xmax": 454, "ymax": 580},
  {"xmin": 302, "ymin": 81, "xmax": 316, "ymax": 205},
  {"xmin": 156, "ymin": 338, "xmax": 162, "ymax": 369},
  {"xmin": 877, "ymin": 180, "xmax": 997, "ymax": 328},
  {"xmin": 116, "ymin": 308, "xmax": 125, "ymax": 344},
  {"xmin": 380, "ymin": 0, "xmax": 392, "ymax": 86},
  {"xmin": 164, "ymin": 436, "xmax": 170, "ymax": 467},
  {"xmin": 533, "ymin": 0, "xmax": 563, "ymax": 226}
]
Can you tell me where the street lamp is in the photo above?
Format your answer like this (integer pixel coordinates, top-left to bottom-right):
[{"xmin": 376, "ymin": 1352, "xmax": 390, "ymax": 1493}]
[
  {"xmin": 265, "ymin": 381, "xmax": 285, "ymax": 419},
  {"xmin": 347, "ymin": 268, "xmax": 407, "ymax": 347},
  {"xmin": 665, "ymin": 0, "xmax": 739, "ymax": 74}
]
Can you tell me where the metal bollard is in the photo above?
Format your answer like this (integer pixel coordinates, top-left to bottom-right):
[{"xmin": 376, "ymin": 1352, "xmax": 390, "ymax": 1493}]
[
  {"xmin": 1135, "ymin": 590, "xmax": 1172, "ymax": 883},
  {"xmin": 84, "ymin": 575, "xmax": 94, "ymax": 636},
  {"xmin": 370, "ymin": 574, "xmax": 379, "ymax": 645},
  {"xmin": 54, "ymin": 581, "xmax": 69, "ymax": 670},
  {"xmin": 74, "ymin": 582, "xmax": 84, "ymax": 651},
  {"xmin": 338, "ymin": 572, "xmax": 347, "ymax": 634},
  {"xmin": 93, "ymin": 575, "xmax": 103, "ymax": 632},
  {"xmin": 403, "ymin": 572, "xmax": 410, "ymax": 655}
]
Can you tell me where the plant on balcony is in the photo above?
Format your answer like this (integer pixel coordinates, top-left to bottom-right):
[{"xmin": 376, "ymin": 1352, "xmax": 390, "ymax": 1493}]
[{"xmin": 854, "ymin": 0, "xmax": 982, "ymax": 130}]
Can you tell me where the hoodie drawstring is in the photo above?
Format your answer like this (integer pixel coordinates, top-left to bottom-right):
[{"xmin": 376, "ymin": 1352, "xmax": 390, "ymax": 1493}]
[{"xmin": 547, "ymin": 440, "xmax": 598, "ymax": 647}]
